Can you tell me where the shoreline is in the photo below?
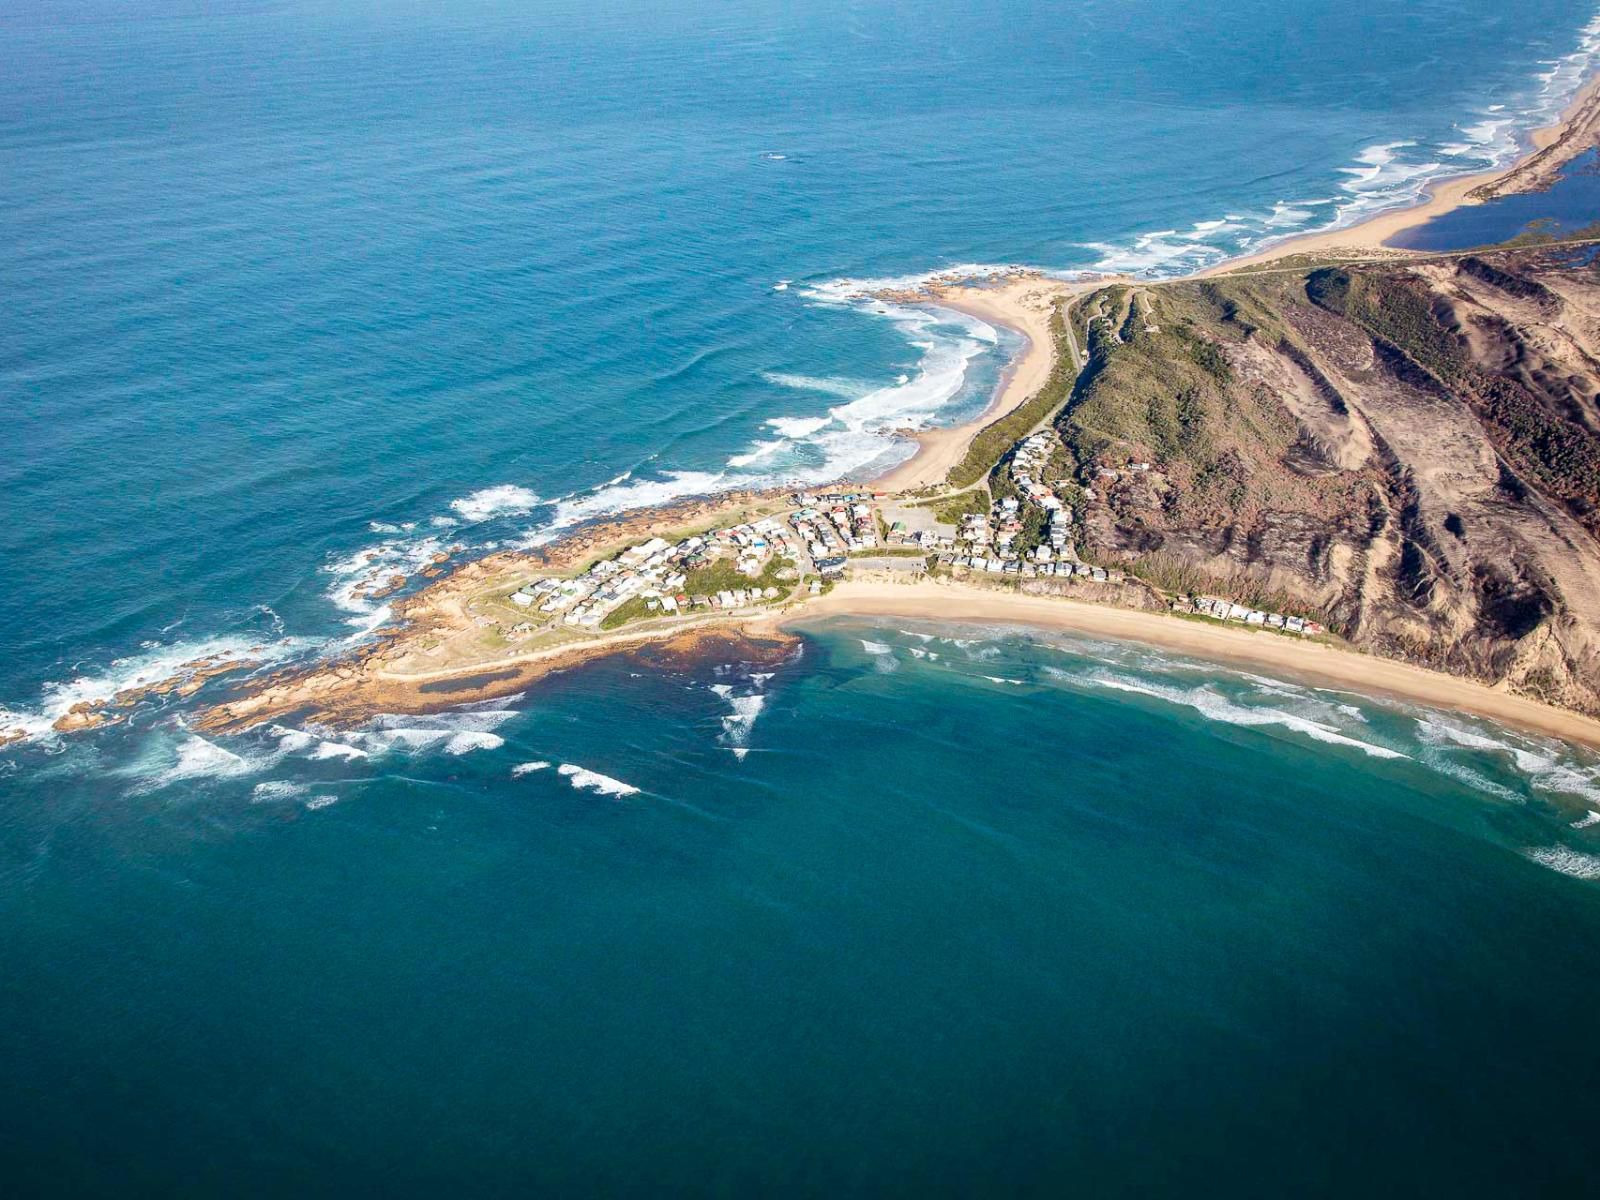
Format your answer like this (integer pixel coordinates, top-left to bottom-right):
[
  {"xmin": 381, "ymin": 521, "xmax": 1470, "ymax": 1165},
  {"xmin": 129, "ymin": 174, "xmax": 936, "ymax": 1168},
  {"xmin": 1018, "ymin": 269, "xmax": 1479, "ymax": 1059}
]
[
  {"xmin": 773, "ymin": 581, "xmax": 1600, "ymax": 752},
  {"xmin": 1202, "ymin": 72, "xmax": 1600, "ymax": 276},
  {"xmin": 196, "ymin": 576, "xmax": 1600, "ymax": 753},
  {"xmin": 868, "ymin": 274, "xmax": 1088, "ymax": 492},
  {"xmin": 13, "ymin": 64, "xmax": 1600, "ymax": 757}
]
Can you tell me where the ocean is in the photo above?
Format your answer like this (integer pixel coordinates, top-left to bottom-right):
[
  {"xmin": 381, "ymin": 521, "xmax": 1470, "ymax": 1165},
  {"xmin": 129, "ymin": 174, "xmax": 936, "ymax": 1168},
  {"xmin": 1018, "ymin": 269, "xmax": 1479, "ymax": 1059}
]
[{"xmin": 6, "ymin": 0, "xmax": 1600, "ymax": 1192}]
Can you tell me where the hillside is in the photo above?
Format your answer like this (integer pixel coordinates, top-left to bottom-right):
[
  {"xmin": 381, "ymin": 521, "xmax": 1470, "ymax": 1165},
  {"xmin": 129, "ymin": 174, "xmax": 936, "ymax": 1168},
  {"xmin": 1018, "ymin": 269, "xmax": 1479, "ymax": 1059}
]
[{"xmin": 1056, "ymin": 245, "xmax": 1600, "ymax": 714}]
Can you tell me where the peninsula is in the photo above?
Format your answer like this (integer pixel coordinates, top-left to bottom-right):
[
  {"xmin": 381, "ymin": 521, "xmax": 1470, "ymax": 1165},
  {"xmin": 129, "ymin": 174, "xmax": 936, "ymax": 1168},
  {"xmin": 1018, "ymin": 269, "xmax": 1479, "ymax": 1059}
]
[{"xmin": 15, "ymin": 74, "xmax": 1600, "ymax": 755}]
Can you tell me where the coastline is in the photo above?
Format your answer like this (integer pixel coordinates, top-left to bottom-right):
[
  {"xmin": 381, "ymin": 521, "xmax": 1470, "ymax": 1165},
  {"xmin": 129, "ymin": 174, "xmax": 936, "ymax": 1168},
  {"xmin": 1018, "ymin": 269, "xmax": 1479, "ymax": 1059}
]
[
  {"xmin": 196, "ymin": 575, "xmax": 1600, "ymax": 753},
  {"xmin": 869, "ymin": 274, "xmax": 1087, "ymax": 492},
  {"xmin": 14, "ymin": 63, "xmax": 1600, "ymax": 757},
  {"xmin": 773, "ymin": 581, "xmax": 1600, "ymax": 752},
  {"xmin": 1203, "ymin": 73, "xmax": 1600, "ymax": 277}
]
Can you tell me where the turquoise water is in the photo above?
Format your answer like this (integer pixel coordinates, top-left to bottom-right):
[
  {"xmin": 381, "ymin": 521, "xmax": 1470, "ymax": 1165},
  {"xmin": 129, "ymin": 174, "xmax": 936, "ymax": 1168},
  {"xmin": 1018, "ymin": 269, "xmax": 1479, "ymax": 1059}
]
[
  {"xmin": 7, "ymin": 0, "xmax": 1600, "ymax": 1190},
  {"xmin": 7, "ymin": 624, "xmax": 1600, "ymax": 1193}
]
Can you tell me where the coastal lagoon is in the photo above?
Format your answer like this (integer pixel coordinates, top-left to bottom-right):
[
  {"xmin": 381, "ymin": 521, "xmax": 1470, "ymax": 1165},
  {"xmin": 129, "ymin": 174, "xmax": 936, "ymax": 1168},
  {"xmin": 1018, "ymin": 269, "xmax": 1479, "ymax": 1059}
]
[{"xmin": 7, "ymin": 0, "xmax": 1600, "ymax": 1190}]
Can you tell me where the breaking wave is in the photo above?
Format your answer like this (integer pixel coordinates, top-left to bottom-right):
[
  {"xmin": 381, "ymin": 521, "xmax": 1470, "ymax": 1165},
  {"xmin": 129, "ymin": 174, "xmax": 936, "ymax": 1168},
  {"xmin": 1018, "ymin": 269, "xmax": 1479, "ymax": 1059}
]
[
  {"xmin": 1076, "ymin": 671, "xmax": 1409, "ymax": 760},
  {"xmin": 1081, "ymin": 12, "xmax": 1600, "ymax": 276},
  {"xmin": 557, "ymin": 763, "xmax": 641, "ymax": 797},
  {"xmin": 448, "ymin": 484, "xmax": 542, "ymax": 522},
  {"xmin": 1525, "ymin": 844, "xmax": 1600, "ymax": 880},
  {"xmin": 710, "ymin": 681, "xmax": 770, "ymax": 760}
]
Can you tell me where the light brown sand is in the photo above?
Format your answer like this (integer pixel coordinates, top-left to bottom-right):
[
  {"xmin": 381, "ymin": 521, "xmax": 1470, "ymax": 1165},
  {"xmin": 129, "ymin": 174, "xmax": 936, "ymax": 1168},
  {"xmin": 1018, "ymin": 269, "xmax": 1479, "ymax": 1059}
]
[
  {"xmin": 869, "ymin": 275, "xmax": 1092, "ymax": 491},
  {"xmin": 779, "ymin": 580, "xmax": 1600, "ymax": 750},
  {"xmin": 1203, "ymin": 73, "xmax": 1600, "ymax": 277}
]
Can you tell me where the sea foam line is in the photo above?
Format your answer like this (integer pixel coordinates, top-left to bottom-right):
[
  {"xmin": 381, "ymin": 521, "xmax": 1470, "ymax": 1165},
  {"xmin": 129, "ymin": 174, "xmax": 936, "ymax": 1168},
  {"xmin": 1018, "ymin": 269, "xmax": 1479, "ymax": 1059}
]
[{"xmin": 1080, "ymin": 10, "xmax": 1600, "ymax": 276}]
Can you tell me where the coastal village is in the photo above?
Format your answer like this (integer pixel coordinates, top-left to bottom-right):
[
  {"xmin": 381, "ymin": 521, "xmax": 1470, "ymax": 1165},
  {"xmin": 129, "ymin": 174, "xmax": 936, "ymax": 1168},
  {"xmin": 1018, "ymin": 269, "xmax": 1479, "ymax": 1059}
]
[{"xmin": 481, "ymin": 413, "xmax": 1325, "ymax": 645}]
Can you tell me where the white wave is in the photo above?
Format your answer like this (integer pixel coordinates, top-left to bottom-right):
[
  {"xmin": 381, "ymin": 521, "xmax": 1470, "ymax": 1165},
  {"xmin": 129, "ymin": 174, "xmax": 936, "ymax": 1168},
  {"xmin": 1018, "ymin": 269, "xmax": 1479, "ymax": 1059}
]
[
  {"xmin": 772, "ymin": 280, "xmax": 790, "ymax": 291},
  {"xmin": 558, "ymin": 763, "xmax": 640, "ymax": 797},
  {"xmin": 1, "ymin": 634, "xmax": 311, "ymax": 747},
  {"xmin": 358, "ymin": 728, "xmax": 455, "ymax": 752},
  {"xmin": 271, "ymin": 724, "xmax": 369, "ymax": 761},
  {"xmin": 1525, "ymin": 845, "xmax": 1600, "ymax": 880},
  {"xmin": 710, "ymin": 683, "xmax": 768, "ymax": 757},
  {"xmin": 448, "ymin": 484, "xmax": 542, "ymax": 522},
  {"xmin": 518, "ymin": 469, "xmax": 731, "ymax": 548},
  {"xmin": 1416, "ymin": 717, "xmax": 1600, "ymax": 804},
  {"xmin": 762, "ymin": 373, "xmax": 871, "ymax": 401},
  {"xmin": 1418, "ymin": 751, "xmax": 1526, "ymax": 804},
  {"xmin": 736, "ymin": 302, "xmax": 1006, "ymax": 484},
  {"xmin": 1081, "ymin": 229, "xmax": 1224, "ymax": 276},
  {"xmin": 512, "ymin": 760, "xmax": 551, "ymax": 777},
  {"xmin": 305, "ymin": 794, "xmax": 339, "ymax": 810},
  {"xmin": 983, "ymin": 675, "xmax": 1025, "ymax": 686},
  {"xmin": 140, "ymin": 735, "xmax": 266, "ymax": 791},
  {"xmin": 1571, "ymin": 810, "xmax": 1600, "ymax": 830},
  {"xmin": 252, "ymin": 780, "xmax": 309, "ymax": 803},
  {"xmin": 373, "ymin": 710, "xmax": 517, "ymax": 733},
  {"xmin": 801, "ymin": 262, "xmax": 1033, "ymax": 306},
  {"xmin": 444, "ymin": 731, "xmax": 505, "ymax": 755},
  {"xmin": 323, "ymin": 534, "xmax": 447, "ymax": 624},
  {"xmin": 1084, "ymin": 672, "xmax": 1408, "ymax": 759},
  {"xmin": 860, "ymin": 640, "xmax": 893, "ymax": 655},
  {"xmin": 1073, "ymin": 14, "xmax": 1600, "ymax": 278},
  {"xmin": 310, "ymin": 741, "xmax": 368, "ymax": 761}
]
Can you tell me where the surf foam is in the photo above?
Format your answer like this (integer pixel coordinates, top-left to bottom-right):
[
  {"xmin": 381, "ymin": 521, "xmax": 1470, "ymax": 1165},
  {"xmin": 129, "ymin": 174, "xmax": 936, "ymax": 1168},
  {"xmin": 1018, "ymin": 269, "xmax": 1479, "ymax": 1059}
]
[{"xmin": 557, "ymin": 763, "xmax": 641, "ymax": 797}]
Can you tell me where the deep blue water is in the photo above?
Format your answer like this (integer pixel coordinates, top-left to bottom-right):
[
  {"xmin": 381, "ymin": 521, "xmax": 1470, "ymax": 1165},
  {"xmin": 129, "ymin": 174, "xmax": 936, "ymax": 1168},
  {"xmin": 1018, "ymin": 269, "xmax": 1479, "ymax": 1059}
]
[
  {"xmin": 7, "ymin": 0, "xmax": 1600, "ymax": 1192},
  {"xmin": 1390, "ymin": 148, "xmax": 1600, "ymax": 248}
]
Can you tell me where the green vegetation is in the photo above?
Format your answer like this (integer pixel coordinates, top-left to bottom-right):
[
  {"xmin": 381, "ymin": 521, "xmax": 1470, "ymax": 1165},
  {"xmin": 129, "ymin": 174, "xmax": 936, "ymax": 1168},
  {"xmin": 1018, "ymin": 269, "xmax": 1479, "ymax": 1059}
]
[
  {"xmin": 1010, "ymin": 504, "xmax": 1049, "ymax": 560},
  {"xmin": 1120, "ymin": 552, "xmax": 1339, "ymax": 632},
  {"xmin": 1057, "ymin": 282, "xmax": 1300, "ymax": 525},
  {"xmin": 946, "ymin": 301, "xmax": 1080, "ymax": 489},
  {"xmin": 682, "ymin": 555, "xmax": 795, "ymax": 597},
  {"xmin": 917, "ymin": 488, "xmax": 989, "ymax": 525},
  {"xmin": 600, "ymin": 555, "xmax": 797, "ymax": 631},
  {"xmin": 600, "ymin": 596, "xmax": 652, "ymax": 630}
]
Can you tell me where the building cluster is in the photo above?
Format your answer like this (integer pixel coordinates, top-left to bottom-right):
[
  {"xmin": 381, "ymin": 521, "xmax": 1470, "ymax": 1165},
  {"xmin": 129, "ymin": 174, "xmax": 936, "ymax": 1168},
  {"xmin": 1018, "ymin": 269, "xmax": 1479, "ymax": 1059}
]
[
  {"xmin": 1171, "ymin": 594, "xmax": 1325, "ymax": 636},
  {"xmin": 509, "ymin": 517, "xmax": 799, "ymax": 630},
  {"xmin": 789, "ymin": 493, "xmax": 880, "ymax": 555},
  {"xmin": 934, "ymin": 430, "xmax": 1093, "ymax": 578}
]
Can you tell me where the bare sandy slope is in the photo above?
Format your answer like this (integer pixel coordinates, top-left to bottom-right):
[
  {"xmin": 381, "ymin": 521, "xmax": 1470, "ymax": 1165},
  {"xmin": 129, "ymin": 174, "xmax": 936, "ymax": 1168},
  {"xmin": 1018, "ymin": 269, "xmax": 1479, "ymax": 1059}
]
[
  {"xmin": 869, "ymin": 275, "xmax": 1085, "ymax": 491},
  {"xmin": 780, "ymin": 580, "xmax": 1600, "ymax": 751},
  {"xmin": 1204, "ymin": 74, "xmax": 1600, "ymax": 277}
]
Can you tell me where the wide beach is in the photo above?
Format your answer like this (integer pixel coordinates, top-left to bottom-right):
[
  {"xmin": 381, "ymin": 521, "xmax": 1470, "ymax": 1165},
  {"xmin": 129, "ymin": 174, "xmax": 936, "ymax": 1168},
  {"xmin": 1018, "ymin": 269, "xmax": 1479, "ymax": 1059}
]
[{"xmin": 780, "ymin": 580, "xmax": 1600, "ymax": 752}]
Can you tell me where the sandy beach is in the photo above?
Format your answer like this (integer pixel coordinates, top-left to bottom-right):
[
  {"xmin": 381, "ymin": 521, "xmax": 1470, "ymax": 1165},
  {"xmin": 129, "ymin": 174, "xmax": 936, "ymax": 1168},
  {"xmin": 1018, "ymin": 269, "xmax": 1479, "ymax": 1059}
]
[
  {"xmin": 1205, "ymin": 73, "xmax": 1600, "ymax": 276},
  {"xmin": 869, "ymin": 274, "xmax": 1087, "ymax": 491},
  {"xmin": 782, "ymin": 580, "xmax": 1600, "ymax": 751},
  {"xmin": 25, "ymin": 63, "xmax": 1600, "ymax": 757}
]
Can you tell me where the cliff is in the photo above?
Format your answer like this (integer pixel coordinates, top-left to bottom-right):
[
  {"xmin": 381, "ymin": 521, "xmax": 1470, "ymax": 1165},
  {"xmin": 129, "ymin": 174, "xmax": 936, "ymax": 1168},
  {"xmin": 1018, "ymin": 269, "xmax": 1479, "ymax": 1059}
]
[{"xmin": 1058, "ymin": 245, "xmax": 1600, "ymax": 713}]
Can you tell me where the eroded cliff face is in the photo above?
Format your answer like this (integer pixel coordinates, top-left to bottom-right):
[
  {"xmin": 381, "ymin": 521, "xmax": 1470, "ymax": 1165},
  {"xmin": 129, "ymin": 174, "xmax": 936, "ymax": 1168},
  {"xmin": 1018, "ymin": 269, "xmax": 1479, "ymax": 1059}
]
[{"xmin": 1060, "ymin": 246, "xmax": 1600, "ymax": 713}]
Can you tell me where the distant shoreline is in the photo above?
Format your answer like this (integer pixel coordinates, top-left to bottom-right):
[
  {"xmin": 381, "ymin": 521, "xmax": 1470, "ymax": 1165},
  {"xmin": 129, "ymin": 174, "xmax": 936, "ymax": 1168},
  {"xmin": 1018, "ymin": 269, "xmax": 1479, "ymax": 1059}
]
[
  {"xmin": 1199, "ymin": 72, "xmax": 1600, "ymax": 277},
  {"xmin": 866, "ymin": 67, "xmax": 1600, "ymax": 496}
]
